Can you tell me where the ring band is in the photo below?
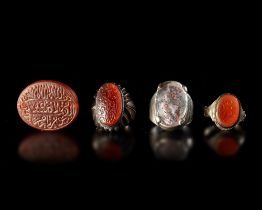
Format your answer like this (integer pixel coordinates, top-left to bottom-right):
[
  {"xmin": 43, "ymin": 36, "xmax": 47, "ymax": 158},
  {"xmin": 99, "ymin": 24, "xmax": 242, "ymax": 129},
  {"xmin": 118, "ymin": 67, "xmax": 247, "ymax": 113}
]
[
  {"xmin": 149, "ymin": 81, "xmax": 193, "ymax": 130},
  {"xmin": 92, "ymin": 83, "xmax": 136, "ymax": 131}
]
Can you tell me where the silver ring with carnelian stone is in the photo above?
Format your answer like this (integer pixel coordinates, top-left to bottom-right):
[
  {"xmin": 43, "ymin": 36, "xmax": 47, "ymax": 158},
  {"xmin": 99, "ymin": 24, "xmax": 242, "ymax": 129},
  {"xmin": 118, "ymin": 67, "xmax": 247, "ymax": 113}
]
[
  {"xmin": 92, "ymin": 83, "xmax": 136, "ymax": 132},
  {"xmin": 204, "ymin": 93, "xmax": 246, "ymax": 130},
  {"xmin": 149, "ymin": 81, "xmax": 194, "ymax": 131}
]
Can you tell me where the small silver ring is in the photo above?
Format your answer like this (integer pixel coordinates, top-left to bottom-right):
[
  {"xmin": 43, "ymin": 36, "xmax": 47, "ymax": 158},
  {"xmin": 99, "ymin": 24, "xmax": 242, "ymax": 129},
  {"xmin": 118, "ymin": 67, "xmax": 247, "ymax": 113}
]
[{"xmin": 204, "ymin": 93, "xmax": 246, "ymax": 130}]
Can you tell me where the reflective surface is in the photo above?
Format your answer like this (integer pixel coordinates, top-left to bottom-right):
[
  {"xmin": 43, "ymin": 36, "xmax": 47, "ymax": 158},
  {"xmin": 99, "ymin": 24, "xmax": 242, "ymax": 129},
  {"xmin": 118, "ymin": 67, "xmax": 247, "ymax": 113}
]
[
  {"xmin": 150, "ymin": 126, "xmax": 193, "ymax": 161},
  {"xmin": 204, "ymin": 125, "xmax": 245, "ymax": 157},
  {"xmin": 92, "ymin": 127, "xmax": 135, "ymax": 161},
  {"xmin": 18, "ymin": 132, "xmax": 80, "ymax": 163},
  {"xmin": 0, "ymin": 76, "xmax": 257, "ymax": 191}
]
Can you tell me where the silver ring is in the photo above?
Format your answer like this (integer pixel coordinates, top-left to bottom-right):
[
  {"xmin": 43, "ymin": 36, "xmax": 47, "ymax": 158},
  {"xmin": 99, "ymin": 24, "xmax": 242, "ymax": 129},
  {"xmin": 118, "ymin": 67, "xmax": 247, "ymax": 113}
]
[
  {"xmin": 204, "ymin": 93, "xmax": 246, "ymax": 130},
  {"xmin": 149, "ymin": 81, "xmax": 193, "ymax": 130},
  {"xmin": 92, "ymin": 83, "xmax": 136, "ymax": 131}
]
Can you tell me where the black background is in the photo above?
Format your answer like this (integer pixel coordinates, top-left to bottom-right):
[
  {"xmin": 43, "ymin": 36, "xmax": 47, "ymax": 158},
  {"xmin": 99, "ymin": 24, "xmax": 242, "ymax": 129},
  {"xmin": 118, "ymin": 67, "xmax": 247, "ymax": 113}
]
[{"xmin": 0, "ymin": 9, "xmax": 260, "ymax": 201}]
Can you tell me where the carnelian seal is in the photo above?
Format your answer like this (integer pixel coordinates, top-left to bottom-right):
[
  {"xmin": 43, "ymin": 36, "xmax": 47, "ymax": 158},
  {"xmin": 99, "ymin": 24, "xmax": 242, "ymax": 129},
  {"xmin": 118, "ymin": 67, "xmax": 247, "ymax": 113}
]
[
  {"xmin": 216, "ymin": 94, "xmax": 240, "ymax": 128},
  {"xmin": 204, "ymin": 93, "xmax": 246, "ymax": 130},
  {"xmin": 17, "ymin": 80, "xmax": 79, "ymax": 131},
  {"xmin": 92, "ymin": 83, "xmax": 136, "ymax": 131},
  {"xmin": 95, "ymin": 83, "xmax": 123, "ymax": 127}
]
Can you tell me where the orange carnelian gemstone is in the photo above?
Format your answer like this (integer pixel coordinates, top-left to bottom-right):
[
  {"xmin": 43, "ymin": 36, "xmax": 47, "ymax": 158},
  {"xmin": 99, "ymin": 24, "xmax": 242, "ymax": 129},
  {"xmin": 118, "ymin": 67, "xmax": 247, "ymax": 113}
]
[
  {"xmin": 96, "ymin": 83, "xmax": 123, "ymax": 127},
  {"xmin": 217, "ymin": 94, "xmax": 240, "ymax": 128}
]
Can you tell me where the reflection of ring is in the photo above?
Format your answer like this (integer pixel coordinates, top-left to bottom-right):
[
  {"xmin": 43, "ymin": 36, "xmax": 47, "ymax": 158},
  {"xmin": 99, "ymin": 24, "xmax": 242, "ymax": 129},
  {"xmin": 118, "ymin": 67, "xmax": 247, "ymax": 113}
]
[
  {"xmin": 149, "ymin": 81, "xmax": 193, "ymax": 130},
  {"xmin": 204, "ymin": 93, "xmax": 246, "ymax": 130},
  {"xmin": 204, "ymin": 125, "xmax": 245, "ymax": 157},
  {"xmin": 92, "ymin": 127, "xmax": 135, "ymax": 161},
  {"xmin": 18, "ymin": 132, "xmax": 80, "ymax": 163},
  {"xmin": 150, "ymin": 126, "xmax": 193, "ymax": 161},
  {"xmin": 92, "ymin": 83, "xmax": 136, "ymax": 131}
]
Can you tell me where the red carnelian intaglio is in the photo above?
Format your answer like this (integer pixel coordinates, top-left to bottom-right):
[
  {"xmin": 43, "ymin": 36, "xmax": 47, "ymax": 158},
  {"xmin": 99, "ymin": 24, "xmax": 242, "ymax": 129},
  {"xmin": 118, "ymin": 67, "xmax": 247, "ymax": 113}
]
[
  {"xmin": 96, "ymin": 83, "xmax": 123, "ymax": 127},
  {"xmin": 217, "ymin": 94, "xmax": 240, "ymax": 128}
]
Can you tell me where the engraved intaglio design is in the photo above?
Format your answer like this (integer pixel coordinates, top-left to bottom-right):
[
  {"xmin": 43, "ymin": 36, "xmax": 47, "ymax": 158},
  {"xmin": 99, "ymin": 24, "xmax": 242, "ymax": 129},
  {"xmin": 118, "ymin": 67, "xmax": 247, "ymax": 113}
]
[
  {"xmin": 204, "ymin": 93, "xmax": 246, "ymax": 130},
  {"xmin": 95, "ymin": 83, "xmax": 123, "ymax": 127},
  {"xmin": 150, "ymin": 81, "xmax": 193, "ymax": 130},
  {"xmin": 93, "ymin": 83, "xmax": 136, "ymax": 131},
  {"xmin": 17, "ymin": 80, "xmax": 79, "ymax": 131}
]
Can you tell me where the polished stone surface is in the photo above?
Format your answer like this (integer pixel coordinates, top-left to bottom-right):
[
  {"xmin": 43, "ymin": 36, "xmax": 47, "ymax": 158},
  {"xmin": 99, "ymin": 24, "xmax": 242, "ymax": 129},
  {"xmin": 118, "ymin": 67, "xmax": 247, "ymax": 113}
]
[
  {"xmin": 217, "ymin": 94, "xmax": 240, "ymax": 128},
  {"xmin": 17, "ymin": 80, "xmax": 79, "ymax": 131},
  {"xmin": 156, "ymin": 81, "xmax": 188, "ymax": 128},
  {"xmin": 95, "ymin": 83, "xmax": 123, "ymax": 128}
]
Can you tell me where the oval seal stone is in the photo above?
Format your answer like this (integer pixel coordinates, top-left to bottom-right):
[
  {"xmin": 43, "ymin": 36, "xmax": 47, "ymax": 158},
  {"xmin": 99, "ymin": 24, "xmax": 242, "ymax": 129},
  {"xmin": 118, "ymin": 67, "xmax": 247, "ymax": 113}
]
[
  {"xmin": 156, "ymin": 81, "xmax": 188, "ymax": 128},
  {"xmin": 216, "ymin": 94, "xmax": 240, "ymax": 129},
  {"xmin": 17, "ymin": 80, "xmax": 79, "ymax": 131},
  {"xmin": 95, "ymin": 83, "xmax": 123, "ymax": 128}
]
